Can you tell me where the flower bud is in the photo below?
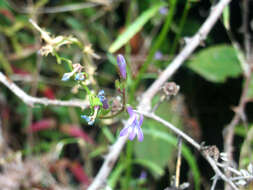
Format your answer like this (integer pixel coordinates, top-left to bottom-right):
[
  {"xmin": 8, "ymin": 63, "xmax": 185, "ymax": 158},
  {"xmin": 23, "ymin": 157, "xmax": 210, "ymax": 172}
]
[{"xmin": 117, "ymin": 54, "xmax": 127, "ymax": 79}]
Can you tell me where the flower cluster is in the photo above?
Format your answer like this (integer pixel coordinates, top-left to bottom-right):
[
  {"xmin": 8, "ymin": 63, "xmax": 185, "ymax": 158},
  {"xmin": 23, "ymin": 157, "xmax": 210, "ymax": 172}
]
[
  {"xmin": 119, "ymin": 106, "xmax": 144, "ymax": 141},
  {"xmin": 29, "ymin": 19, "xmax": 144, "ymax": 141},
  {"xmin": 98, "ymin": 90, "xmax": 109, "ymax": 109},
  {"xmin": 81, "ymin": 90, "xmax": 109, "ymax": 125}
]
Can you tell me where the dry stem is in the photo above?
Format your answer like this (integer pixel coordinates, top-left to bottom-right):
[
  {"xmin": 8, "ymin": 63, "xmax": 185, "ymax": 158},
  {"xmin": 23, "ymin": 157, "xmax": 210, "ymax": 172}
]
[{"xmin": 0, "ymin": 72, "xmax": 89, "ymax": 109}]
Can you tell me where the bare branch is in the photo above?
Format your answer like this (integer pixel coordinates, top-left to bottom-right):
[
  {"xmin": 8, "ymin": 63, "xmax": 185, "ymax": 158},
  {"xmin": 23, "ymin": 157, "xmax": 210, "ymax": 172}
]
[
  {"xmin": 140, "ymin": 111, "xmax": 200, "ymax": 150},
  {"xmin": 139, "ymin": 111, "xmax": 238, "ymax": 190},
  {"xmin": 88, "ymin": 0, "xmax": 233, "ymax": 189},
  {"xmin": 223, "ymin": 58, "xmax": 253, "ymax": 190},
  {"xmin": 139, "ymin": 0, "xmax": 233, "ymax": 111},
  {"xmin": 242, "ymin": 0, "xmax": 251, "ymax": 60},
  {"xmin": 0, "ymin": 72, "xmax": 89, "ymax": 109}
]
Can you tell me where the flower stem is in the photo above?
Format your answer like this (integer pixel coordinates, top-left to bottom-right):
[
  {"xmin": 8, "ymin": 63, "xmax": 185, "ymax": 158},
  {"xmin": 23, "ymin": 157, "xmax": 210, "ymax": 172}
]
[{"xmin": 169, "ymin": 0, "xmax": 191, "ymax": 55}]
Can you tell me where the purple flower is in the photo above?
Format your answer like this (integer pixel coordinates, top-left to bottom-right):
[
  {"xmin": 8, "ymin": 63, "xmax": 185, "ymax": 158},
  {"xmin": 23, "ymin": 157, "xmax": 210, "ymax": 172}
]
[
  {"xmin": 119, "ymin": 106, "xmax": 144, "ymax": 141},
  {"xmin": 154, "ymin": 51, "xmax": 163, "ymax": 60},
  {"xmin": 98, "ymin": 90, "xmax": 109, "ymax": 109},
  {"xmin": 139, "ymin": 171, "xmax": 147, "ymax": 180},
  {"xmin": 159, "ymin": 7, "xmax": 168, "ymax": 15},
  {"xmin": 117, "ymin": 54, "xmax": 127, "ymax": 79}
]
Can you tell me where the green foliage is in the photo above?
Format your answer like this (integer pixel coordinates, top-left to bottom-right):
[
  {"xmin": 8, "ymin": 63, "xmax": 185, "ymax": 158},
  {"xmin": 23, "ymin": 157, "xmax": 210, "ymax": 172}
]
[
  {"xmin": 109, "ymin": 2, "xmax": 165, "ymax": 53},
  {"xmin": 187, "ymin": 45, "xmax": 242, "ymax": 82}
]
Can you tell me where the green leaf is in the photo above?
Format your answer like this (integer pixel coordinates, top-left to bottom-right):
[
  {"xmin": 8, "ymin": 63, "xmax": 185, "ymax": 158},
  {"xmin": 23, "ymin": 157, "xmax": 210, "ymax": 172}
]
[
  {"xmin": 108, "ymin": 164, "xmax": 127, "ymax": 189},
  {"xmin": 222, "ymin": 5, "xmax": 230, "ymax": 30},
  {"xmin": 108, "ymin": 3, "xmax": 165, "ymax": 53},
  {"xmin": 65, "ymin": 17, "xmax": 83, "ymax": 30},
  {"xmin": 101, "ymin": 126, "xmax": 115, "ymax": 143},
  {"xmin": 108, "ymin": 157, "xmax": 164, "ymax": 189},
  {"xmin": 187, "ymin": 45, "xmax": 242, "ymax": 83}
]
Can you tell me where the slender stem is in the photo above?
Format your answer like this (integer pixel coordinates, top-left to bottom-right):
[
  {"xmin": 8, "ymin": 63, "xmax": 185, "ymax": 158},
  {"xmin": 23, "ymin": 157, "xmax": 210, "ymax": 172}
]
[
  {"xmin": 211, "ymin": 175, "xmax": 219, "ymax": 190},
  {"xmin": 151, "ymin": 95, "xmax": 166, "ymax": 113},
  {"xmin": 242, "ymin": 0, "xmax": 250, "ymax": 60},
  {"xmin": 81, "ymin": 82, "xmax": 91, "ymax": 95},
  {"xmin": 125, "ymin": 140, "xmax": 133, "ymax": 189},
  {"xmin": 175, "ymin": 137, "xmax": 182, "ymax": 188},
  {"xmin": 129, "ymin": 0, "xmax": 177, "ymax": 101},
  {"xmin": 0, "ymin": 51, "xmax": 13, "ymax": 75},
  {"xmin": 124, "ymin": 0, "xmax": 136, "ymax": 56},
  {"xmin": 170, "ymin": 0, "xmax": 191, "ymax": 55},
  {"xmin": 223, "ymin": 69, "xmax": 252, "ymax": 190}
]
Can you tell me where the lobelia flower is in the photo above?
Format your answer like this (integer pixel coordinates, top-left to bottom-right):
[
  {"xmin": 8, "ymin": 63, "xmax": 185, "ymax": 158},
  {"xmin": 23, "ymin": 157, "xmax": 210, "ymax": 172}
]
[
  {"xmin": 159, "ymin": 7, "xmax": 168, "ymax": 15},
  {"xmin": 61, "ymin": 64, "xmax": 83, "ymax": 81},
  {"xmin": 154, "ymin": 51, "xmax": 163, "ymax": 60},
  {"xmin": 81, "ymin": 106, "xmax": 99, "ymax": 125},
  {"xmin": 81, "ymin": 90, "xmax": 109, "ymax": 125},
  {"xmin": 97, "ymin": 90, "xmax": 109, "ymax": 109},
  {"xmin": 139, "ymin": 171, "xmax": 147, "ymax": 180},
  {"xmin": 117, "ymin": 54, "xmax": 127, "ymax": 79},
  {"xmin": 75, "ymin": 73, "xmax": 85, "ymax": 81},
  {"xmin": 119, "ymin": 106, "xmax": 144, "ymax": 141}
]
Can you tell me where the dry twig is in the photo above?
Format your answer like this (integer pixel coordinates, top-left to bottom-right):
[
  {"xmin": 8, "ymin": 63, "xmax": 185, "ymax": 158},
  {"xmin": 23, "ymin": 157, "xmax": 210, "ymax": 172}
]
[
  {"xmin": 0, "ymin": 72, "xmax": 89, "ymax": 109},
  {"xmin": 139, "ymin": 111, "xmax": 238, "ymax": 190}
]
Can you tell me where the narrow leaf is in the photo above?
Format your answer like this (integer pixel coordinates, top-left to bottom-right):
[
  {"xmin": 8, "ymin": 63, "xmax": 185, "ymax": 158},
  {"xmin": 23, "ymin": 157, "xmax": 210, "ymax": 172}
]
[{"xmin": 109, "ymin": 3, "xmax": 165, "ymax": 53}]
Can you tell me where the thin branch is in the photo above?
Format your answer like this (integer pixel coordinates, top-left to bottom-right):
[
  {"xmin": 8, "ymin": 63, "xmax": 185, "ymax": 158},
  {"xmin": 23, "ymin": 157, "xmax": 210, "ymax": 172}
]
[
  {"xmin": 0, "ymin": 72, "xmax": 89, "ymax": 109},
  {"xmin": 139, "ymin": 111, "xmax": 238, "ymax": 190},
  {"xmin": 139, "ymin": 0, "xmax": 233, "ymax": 111},
  {"xmin": 87, "ymin": 0, "xmax": 233, "ymax": 189},
  {"xmin": 140, "ymin": 111, "xmax": 200, "ymax": 150},
  {"xmin": 242, "ymin": 0, "xmax": 251, "ymax": 60},
  {"xmin": 211, "ymin": 175, "xmax": 219, "ymax": 190},
  {"xmin": 175, "ymin": 137, "xmax": 182, "ymax": 188},
  {"xmin": 223, "ymin": 62, "xmax": 252, "ymax": 186},
  {"xmin": 87, "ymin": 135, "xmax": 128, "ymax": 189}
]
